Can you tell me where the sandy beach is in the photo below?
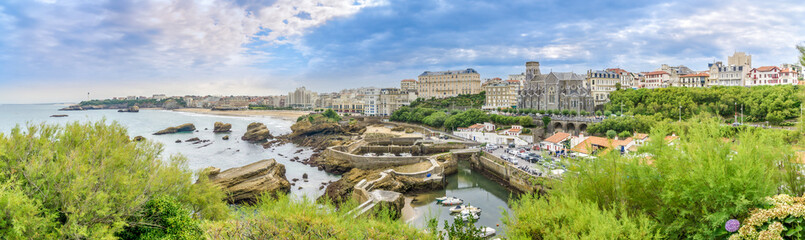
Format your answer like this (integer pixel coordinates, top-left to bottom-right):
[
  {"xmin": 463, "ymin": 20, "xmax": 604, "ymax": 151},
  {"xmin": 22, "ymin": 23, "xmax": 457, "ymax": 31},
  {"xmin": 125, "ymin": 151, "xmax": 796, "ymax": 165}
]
[{"xmin": 172, "ymin": 108, "xmax": 311, "ymax": 121}]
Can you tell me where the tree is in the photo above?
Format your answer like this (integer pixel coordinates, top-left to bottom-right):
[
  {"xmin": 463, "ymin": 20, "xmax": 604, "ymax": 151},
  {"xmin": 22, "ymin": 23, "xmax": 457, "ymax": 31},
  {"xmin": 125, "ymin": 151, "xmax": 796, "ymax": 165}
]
[
  {"xmin": 798, "ymin": 44, "xmax": 805, "ymax": 67},
  {"xmin": 606, "ymin": 130, "xmax": 617, "ymax": 139},
  {"xmin": 518, "ymin": 116, "xmax": 534, "ymax": 127},
  {"xmin": 595, "ymin": 110, "xmax": 602, "ymax": 116},
  {"xmin": 615, "ymin": 82, "xmax": 622, "ymax": 91},
  {"xmin": 618, "ymin": 130, "xmax": 632, "ymax": 139},
  {"xmin": 542, "ymin": 116, "xmax": 552, "ymax": 129},
  {"xmin": 604, "ymin": 110, "xmax": 612, "ymax": 116}
]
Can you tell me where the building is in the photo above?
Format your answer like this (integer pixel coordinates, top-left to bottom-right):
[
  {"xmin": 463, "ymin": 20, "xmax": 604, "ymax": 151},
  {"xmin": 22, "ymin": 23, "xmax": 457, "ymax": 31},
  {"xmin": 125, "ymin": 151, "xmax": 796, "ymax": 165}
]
[
  {"xmin": 288, "ymin": 87, "xmax": 318, "ymax": 109},
  {"xmin": 363, "ymin": 88, "xmax": 380, "ymax": 116},
  {"xmin": 508, "ymin": 73, "xmax": 526, "ymax": 81},
  {"xmin": 644, "ymin": 71, "xmax": 671, "ymax": 89},
  {"xmin": 454, "ymin": 122, "xmax": 531, "ymax": 146},
  {"xmin": 708, "ymin": 62, "xmax": 748, "ymax": 86},
  {"xmin": 656, "ymin": 64, "xmax": 694, "ymax": 87},
  {"xmin": 416, "ymin": 68, "xmax": 481, "ymax": 99},
  {"xmin": 378, "ymin": 88, "xmax": 417, "ymax": 116},
  {"xmin": 571, "ymin": 136, "xmax": 634, "ymax": 156},
  {"xmin": 400, "ymin": 79, "xmax": 418, "ymax": 93},
  {"xmin": 541, "ymin": 132, "xmax": 571, "ymax": 153},
  {"xmin": 747, "ymin": 66, "xmax": 799, "ymax": 86},
  {"xmin": 152, "ymin": 94, "xmax": 167, "ymax": 100},
  {"xmin": 707, "ymin": 52, "xmax": 753, "ymax": 87},
  {"xmin": 728, "ymin": 52, "xmax": 752, "ymax": 66},
  {"xmin": 517, "ymin": 61, "xmax": 595, "ymax": 112},
  {"xmin": 606, "ymin": 68, "xmax": 639, "ymax": 89},
  {"xmin": 482, "ymin": 78, "xmax": 521, "ymax": 110},
  {"xmin": 586, "ymin": 70, "xmax": 620, "ymax": 105},
  {"xmin": 678, "ymin": 72, "xmax": 709, "ymax": 87}
]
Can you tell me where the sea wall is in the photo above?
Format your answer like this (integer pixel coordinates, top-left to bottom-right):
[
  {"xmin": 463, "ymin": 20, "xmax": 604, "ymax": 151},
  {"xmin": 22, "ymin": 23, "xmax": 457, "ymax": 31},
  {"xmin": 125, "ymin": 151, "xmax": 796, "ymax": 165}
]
[
  {"xmin": 324, "ymin": 147, "xmax": 428, "ymax": 170},
  {"xmin": 470, "ymin": 151, "xmax": 548, "ymax": 193}
]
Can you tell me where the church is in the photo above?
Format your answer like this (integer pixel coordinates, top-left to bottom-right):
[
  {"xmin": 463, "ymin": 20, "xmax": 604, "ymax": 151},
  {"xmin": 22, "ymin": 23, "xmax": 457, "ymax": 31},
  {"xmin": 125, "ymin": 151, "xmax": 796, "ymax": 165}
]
[{"xmin": 517, "ymin": 61, "xmax": 595, "ymax": 113}]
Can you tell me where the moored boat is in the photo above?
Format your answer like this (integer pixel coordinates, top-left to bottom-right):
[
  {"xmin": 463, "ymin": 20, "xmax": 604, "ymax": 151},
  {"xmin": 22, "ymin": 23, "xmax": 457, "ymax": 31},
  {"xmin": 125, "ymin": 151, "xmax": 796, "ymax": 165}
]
[
  {"xmin": 449, "ymin": 204, "xmax": 481, "ymax": 214},
  {"xmin": 441, "ymin": 197, "xmax": 463, "ymax": 206}
]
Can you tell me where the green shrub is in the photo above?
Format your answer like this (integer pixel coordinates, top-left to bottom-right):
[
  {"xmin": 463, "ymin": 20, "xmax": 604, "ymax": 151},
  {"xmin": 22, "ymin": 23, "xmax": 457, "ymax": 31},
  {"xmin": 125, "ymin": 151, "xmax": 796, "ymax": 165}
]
[
  {"xmin": 0, "ymin": 121, "xmax": 228, "ymax": 239},
  {"xmin": 0, "ymin": 182, "xmax": 57, "ymax": 239},
  {"xmin": 117, "ymin": 196, "xmax": 203, "ymax": 240}
]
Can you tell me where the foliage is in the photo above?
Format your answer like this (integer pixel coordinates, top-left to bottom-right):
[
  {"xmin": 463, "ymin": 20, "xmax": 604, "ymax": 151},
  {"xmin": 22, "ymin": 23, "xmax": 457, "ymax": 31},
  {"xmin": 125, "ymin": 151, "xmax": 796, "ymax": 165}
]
[
  {"xmin": 587, "ymin": 115, "xmax": 657, "ymax": 135},
  {"xmin": 409, "ymin": 92, "xmax": 485, "ymax": 110},
  {"xmin": 505, "ymin": 193, "xmax": 661, "ymax": 239},
  {"xmin": 117, "ymin": 196, "xmax": 204, "ymax": 240},
  {"xmin": 0, "ymin": 121, "xmax": 228, "ymax": 239},
  {"xmin": 542, "ymin": 116, "xmax": 552, "ymax": 128},
  {"xmin": 729, "ymin": 194, "xmax": 805, "ymax": 240},
  {"xmin": 798, "ymin": 44, "xmax": 805, "ymax": 67},
  {"xmin": 562, "ymin": 118, "xmax": 795, "ymax": 239},
  {"xmin": 203, "ymin": 194, "xmax": 433, "ymax": 239},
  {"xmin": 604, "ymin": 85, "xmax": 803, "ymax": 124},
  {"xmin": 444, "ymin": 109, "xmax": 490, "ymax": 130},
  {"xmin": 0, "ymin": 182, "xmax": 57, "ymax": 239},
  {"xmin": 322, "ymin": 109, "xmax": 342, "ymax": 122},
  {"xmin": 423, "ymin": 111, "xmax": 448, "ymax": 127},
  {"xmin": 618, "ymin": 130, "xmax": 632, "ymax": 139},
  {"xmin": 605, "ymin": 130, "xmax": 617, "ymax": 139}
]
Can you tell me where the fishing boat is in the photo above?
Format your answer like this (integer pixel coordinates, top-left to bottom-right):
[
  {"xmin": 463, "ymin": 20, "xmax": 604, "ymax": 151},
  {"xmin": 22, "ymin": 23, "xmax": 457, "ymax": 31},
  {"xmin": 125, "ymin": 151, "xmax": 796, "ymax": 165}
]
[
  {"xmin": 476, "ymin": 227, "xmax": 496, "ymax": 238},
  {"xmin": 449, "ymin": 204, "xmax": 481, "ymax": 214},
  {"xmin": 435, "ymin": 196, "xmax": 449, "ymax": 203},
  {"xmin": 454, "ymin": 210, "xmax": 479, "ymax": 221},
  {"xmin": 441, "ymin": 197, "xmax": 463, "ymax": 206}
]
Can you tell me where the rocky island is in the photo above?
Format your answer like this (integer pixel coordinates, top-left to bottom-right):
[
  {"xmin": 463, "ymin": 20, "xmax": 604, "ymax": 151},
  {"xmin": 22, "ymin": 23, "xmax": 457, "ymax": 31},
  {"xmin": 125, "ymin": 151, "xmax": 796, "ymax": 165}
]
[{"xmin": 153, "ymin": 123, "xmax": 196, "ymax": 135}]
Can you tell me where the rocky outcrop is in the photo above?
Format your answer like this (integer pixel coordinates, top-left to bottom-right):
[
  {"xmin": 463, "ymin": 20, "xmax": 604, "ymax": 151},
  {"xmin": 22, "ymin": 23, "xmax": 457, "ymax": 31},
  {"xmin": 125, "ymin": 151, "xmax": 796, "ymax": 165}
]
[
  {"xmin": 50, "ymin": 114, "xmax": 68, "ymax": 117},
  {"xmin": 222, "ymin": 135, "xmax": 229, "ymax": 140},
  {"xmin": 241, "ymin": 122, "xmax": 271, "ymax": 142},
  {"xmin": 203, "ymin": 159, "xmax": 290, "ymax": 204},
  {"xmin": 59, "ymin": 105, "xmax": 84, "ymax": 111},
  {"xmin": 118, "ymin": 106, "xmax": 139, "ymax": 113},
  {"xmin": 213, "ymin": 122, "xmax": 232, "ymax": 133},
  {"xmin": 132, "ymin": 136, "xmax": 145, "ymax": 142},
  {"xmin": 153, "ymin": 123, "xmax": 196, "ymax": 135}
]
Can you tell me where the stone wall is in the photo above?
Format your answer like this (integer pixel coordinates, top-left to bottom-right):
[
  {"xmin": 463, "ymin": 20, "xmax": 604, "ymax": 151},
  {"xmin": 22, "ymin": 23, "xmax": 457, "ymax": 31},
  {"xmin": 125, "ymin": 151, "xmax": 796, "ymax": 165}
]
[
  {"xmin": 325, "ymin": 147, "xmax": 428, "ymax": 170},
  {"xmin": 472, "ymin": 152, "xmax": 547, "ymax": 193}
]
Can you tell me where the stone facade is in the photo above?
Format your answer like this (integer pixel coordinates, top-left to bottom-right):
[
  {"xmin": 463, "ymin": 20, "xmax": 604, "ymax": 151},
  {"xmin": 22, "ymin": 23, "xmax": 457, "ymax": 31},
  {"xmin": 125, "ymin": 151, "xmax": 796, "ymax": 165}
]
[
  {"xmin": 417, "ymin": 68, "xmax": 481, "ymax": 99},
  {"xmin": 482, "ymin": 78, "xmax": 521, "ymax": 109},
  {"xmin": 517, "ymin": 61, "xmax": 595, "ymax": 112},
  {"xmin": 586, "ymin": 70, "xmax": 619, "ymax": 105},
  {"xmin": 400, "ymin": 79, "xmax": 418, "ymax": 93}
]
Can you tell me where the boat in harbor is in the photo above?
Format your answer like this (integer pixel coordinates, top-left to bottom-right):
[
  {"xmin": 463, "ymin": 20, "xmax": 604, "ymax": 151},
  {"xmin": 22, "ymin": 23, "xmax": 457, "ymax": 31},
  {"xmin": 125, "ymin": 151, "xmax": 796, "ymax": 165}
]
[
  {"xmin": 454, "ymin": 210, "xmax": 479, "ymax": 221},
  {"xmin": 435, "ymin": 196, "xmax": 448, "ymax": 203},
  {"xmin": 441, "ymin": 197, "xmax": 463, "ymax": 206},
  {"xmin": 476, "ymin": 227, "xmax": 496, "ymax": 238},
  {"xmin": 449, "ymin": 204, "xmax": 481, "ymax": 214}
]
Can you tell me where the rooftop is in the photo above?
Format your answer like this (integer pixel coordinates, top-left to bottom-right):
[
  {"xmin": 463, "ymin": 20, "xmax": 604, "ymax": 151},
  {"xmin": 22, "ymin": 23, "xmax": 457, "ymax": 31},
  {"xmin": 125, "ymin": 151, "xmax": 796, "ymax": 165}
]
[
  {"xmin": 419, "ymin": 68, "xmax": 478, "ymax": 76},
  {"xmin": 543, "ymin": 132, "xmax": 571, "ymax": 144}
]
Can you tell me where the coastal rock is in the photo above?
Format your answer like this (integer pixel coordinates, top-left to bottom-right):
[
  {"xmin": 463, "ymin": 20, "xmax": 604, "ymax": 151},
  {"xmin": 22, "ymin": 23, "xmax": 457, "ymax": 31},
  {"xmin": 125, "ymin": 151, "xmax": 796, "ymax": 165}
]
[
  {"xmin": 59, "ymin": 105, "xmax": 84, "ymax": 111},
  {"xmin": 118, "ymin": 106, "xmax": 140, "ymax": 113},
  {"xmin": 132, "ymin": 136, "xmax": 145, "ymax": 142},
  {"xmin": 50, "ymin": 114, "xmax": 68, "ymax": 117},
  {"xmin": 203, "ymin": 159, "xmax": 290, "ymax": 204},
  {"xmin": 186, "ymin": 137, "xmax": 201, "ymax": 142},
  {"xmin": 222, "ymin": 135, "xmax": 230, "ymax": 140},
  {"xmin": 241, "ymin": 122, "xmax": 272, "ymax": 142},
  {"xmin": 175, "ymin": 139, "xmax": 182, "ymax": 143},
  {"xmin": 153, "ymin": 123, "xmax": 196, "ymax": 135},
  {"xmin": 302, "ymin": 173, "xmax": 308, "ymax": 179},
  {"xmin": 213, "ymin": 122, "xmax": 232, "ymax": 133}
]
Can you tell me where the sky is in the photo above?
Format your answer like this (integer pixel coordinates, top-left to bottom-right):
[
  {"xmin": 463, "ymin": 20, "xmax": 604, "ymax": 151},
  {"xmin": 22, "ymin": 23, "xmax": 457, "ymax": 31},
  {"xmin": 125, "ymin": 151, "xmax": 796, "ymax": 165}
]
[{"xmin": 0, "ymin": 0, "xmax": 804, "ymax": 104}]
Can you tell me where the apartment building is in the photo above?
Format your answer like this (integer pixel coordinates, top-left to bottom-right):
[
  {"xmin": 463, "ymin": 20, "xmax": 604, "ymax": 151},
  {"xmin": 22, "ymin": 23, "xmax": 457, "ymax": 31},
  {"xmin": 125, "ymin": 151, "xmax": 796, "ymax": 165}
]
[
  {"xmin": 417, "ymin": 68, "xmax": 481, "ymax": 99},
  {"xmin": 482, "ymin": 78, "xmax": 521, "ymax": 109},
  {"xmin": 586, "ymin": 70, "xmax": 620, "ymax": 105}
]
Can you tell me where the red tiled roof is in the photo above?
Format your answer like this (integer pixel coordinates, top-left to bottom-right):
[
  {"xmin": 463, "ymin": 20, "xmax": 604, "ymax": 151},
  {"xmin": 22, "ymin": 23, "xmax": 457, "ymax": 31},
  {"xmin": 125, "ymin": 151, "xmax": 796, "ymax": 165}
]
[
  {"xmin": 634, "ymin": 133, "xmax": 649, "ymax": 140},
  {"xmin": 755, "ymin": 66, "xmax": 779, "ymax": 72},
  {"xmin": 646, "ymin": 71, "xmax": 670, "ymax": 76},
  {"xmin": 543, "ymin": 132, "xmax": 571, "ymax": 144},
  {"xmin": 781, "ymin": 68, "xmax": 798, "ymax": 73},
  {"xmin": 664, "ymin": 135, "xmax": 679, "ymax": 142},
  {"xmin": 468, "ymin": 123, "xmax": 484, "ymax": 129},
  {"xmin": 607, "ymin": 68, "xmax": 629, "ymax": 75},
  {"xmin": 572, "ymin": 136, "xmax": 632, "ymax": 155},
  {"xmin": 680, "ymin": 73, "xmax": 709, "ymax": 78}
]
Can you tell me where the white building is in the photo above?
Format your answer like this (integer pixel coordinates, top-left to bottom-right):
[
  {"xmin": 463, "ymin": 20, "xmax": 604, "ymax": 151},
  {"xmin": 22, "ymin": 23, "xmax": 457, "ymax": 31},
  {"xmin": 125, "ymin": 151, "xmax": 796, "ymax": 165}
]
[
  {"xmin": 363, "ymin": 88, "xmax": 379, "ymax": 116},
  {"xmin": 747, "ymin": 66, "xmax": 799, "ymax": 86},
  {"xmin": 454, "ymin": 123, "xmax": 531, "ymax": 146},
  {"xmin": 644, "ymin": 71, "xmax": 670, "ymax": 89},
  {"xmin": 540, "ymin": 132, "xmax": 571, "ymax": 153}
]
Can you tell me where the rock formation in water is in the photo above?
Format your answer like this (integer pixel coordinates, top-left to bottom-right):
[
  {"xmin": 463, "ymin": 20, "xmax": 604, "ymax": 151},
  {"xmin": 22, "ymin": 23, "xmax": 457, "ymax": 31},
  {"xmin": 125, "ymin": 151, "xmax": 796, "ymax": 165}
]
[
  {"xmin": 222, "ymin": 135, "xmax": 229, "ymax": 140},
  {"xmin": 132, "ymin": 136, "xmax": 145, "ymax": 142},
  {"xmin": 201, "ymin": 159, "xmax": 290, "ymax": 204},
  {"xmin": 213, "ymin": 122, "xmax": 232, "ymax": 133},
  {"xmin": 50, "ymin": 114, "xmax": 68, "ymax": 117},
  {"xmin": 153, "ymin": 123, "xmax": 196, "ymax": 135},
  {"xmin": 241, "ymin": 122, "xmax": 271, "ymax": 142},
  {"xmin": 118, "ymin": 106, "xmax": 140, "ymax": 113}
]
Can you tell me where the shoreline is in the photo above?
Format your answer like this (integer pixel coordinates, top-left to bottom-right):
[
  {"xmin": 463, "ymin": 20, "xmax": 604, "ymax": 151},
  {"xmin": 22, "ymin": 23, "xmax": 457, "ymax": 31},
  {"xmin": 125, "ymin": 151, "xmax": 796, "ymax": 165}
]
[{"xmin": 171, "ymin": 108, "xmax": 311, "ymax": 121}]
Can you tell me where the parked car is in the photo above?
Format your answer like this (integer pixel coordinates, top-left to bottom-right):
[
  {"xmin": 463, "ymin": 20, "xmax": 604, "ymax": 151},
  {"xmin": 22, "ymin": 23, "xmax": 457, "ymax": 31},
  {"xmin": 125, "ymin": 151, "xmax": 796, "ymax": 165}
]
[{"xmin": 510, "ymin": 158, "xmax": 519, "ymax": 165}]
